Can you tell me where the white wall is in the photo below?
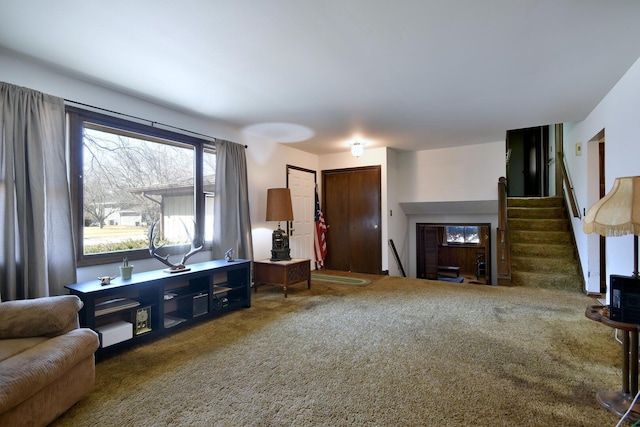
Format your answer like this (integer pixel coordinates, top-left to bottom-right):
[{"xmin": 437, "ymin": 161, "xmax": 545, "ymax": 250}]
[
  {"xmin": 0, "ymin": 50, "xmax": 241, "ymax": 143},
  {"xmin": 564, "ymin": 55, "xmax": 640, "ymax": 296},
  {"xmin": 0, "ymin": 49, "xmax": 318, "ymax": 282},
  {"xmin": 386, "ymin": 148, "xmax": 408, "ymax": 277},
  {"xmin": 397, "ymin": 141, "xmax": 505, "ymax": 202}
]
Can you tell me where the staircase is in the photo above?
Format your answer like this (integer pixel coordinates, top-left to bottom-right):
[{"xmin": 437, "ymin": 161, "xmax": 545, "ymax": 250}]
[{"xmin": 507, "ymin": 196, "xmax": 584, "ymax": 291}]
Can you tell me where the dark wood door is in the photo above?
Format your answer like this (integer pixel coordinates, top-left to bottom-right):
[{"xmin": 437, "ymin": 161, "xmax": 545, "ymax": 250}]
[
  {"xmin": 322, "ymin": 166, "xmax": 382, "ymax": 274},
  {"xmin": 323, "ymin": 171, "xmax": 351, "ymax": 271},
  {"xmin": 523, "ymin": 127, "xmax": 541, "ymax": 197},
  {"xmin": 507, "ymin": 125, "xmax": 548, "ymax": 197}
]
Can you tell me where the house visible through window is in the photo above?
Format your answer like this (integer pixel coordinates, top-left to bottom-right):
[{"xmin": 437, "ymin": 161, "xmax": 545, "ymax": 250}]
[
  {"xmin": 67, "ymin": 107, "xmax": 215, "ymax": 266},
  {"xmin": 445, "ymin": 225, "xmax": 480, "ymax": 244}
]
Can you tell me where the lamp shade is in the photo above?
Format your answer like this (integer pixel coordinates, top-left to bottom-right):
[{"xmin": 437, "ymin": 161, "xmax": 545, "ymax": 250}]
[
  {"xmin": 266, "ymin": 188, "xmax": 294, "ymax": 221},
  {"xmin": 583, "ymin": 176, "xmax": 640, "ymax": 237}
]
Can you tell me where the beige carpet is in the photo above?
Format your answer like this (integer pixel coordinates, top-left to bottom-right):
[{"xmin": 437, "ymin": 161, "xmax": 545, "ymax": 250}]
[{"xmin": 53, "ymin": 276, "xmax": 624, "ymax": 426}]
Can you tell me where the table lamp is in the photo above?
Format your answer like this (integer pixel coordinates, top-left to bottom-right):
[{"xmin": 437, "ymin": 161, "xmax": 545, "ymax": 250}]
[
  {"xmin": 583, "ymin": 176, "xmax": 640, "ymax": 278},
  {"xmin": 266, "ymin": 188, "xmax": 294, "ymax": 261},
  {"xmin": 583, "ymin": 176, "xmax": 640, "ymax": 425}
]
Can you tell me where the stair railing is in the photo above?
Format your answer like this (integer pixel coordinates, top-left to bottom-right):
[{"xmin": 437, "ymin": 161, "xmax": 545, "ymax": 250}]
[
  {"xmin": 561, "ymin": 156, "xmax": 581, "ymax": 218},
  {"xmin": 497, "ymin": 177, "xmax": 512, "ymax": 281}
]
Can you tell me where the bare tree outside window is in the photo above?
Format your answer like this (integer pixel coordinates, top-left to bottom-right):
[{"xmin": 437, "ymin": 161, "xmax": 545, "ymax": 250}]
[{"xmin": 82, "ymin": 125, "xmax": 195, "ymax": 254}]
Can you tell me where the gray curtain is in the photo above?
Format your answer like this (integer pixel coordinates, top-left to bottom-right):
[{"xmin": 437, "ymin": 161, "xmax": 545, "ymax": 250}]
[
  {"xmin": 0, "ymin": 82, "xmax": 76, "ymax": 300},
  {"xmin": 213, "ymin": 139, "xmax": 253, "ymax": 261}
]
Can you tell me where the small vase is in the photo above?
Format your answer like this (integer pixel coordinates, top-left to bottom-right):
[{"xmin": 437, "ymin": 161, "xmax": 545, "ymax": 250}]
[{"xmin": 120, "ymin": 265, "xmax": 134, "ymax": 280}]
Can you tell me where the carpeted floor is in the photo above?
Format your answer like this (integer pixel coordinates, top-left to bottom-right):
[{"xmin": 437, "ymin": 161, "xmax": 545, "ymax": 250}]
[{"xmin": 53, "ymin": 276, "xmax": 624, "ymax": 426}]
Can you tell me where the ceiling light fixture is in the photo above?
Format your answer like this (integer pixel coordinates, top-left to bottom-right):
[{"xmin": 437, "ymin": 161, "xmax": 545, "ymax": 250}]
[{"xmin": 350, "ymin": 139, "xmax": 364, "ymax": 158}]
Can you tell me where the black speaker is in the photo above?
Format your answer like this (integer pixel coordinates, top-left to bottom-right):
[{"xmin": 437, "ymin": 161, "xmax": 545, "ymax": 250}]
[{"xmin": 610, "ymin": 275, "xmax": 640, "ymax": 324}]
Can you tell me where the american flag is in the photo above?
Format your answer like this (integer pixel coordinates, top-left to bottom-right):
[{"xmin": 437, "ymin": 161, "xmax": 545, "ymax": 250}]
[{"xmin": 314, "ymin": 186, "xmax": 327, "ymax": 268}]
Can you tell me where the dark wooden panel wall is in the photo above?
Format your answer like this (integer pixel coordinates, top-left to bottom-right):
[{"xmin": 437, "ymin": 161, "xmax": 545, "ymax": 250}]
[{"xmin": 437, "ymin": 246, "xmax": 484, "ymax": 276}]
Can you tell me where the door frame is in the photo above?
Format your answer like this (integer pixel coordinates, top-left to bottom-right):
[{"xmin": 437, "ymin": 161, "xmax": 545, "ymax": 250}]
[
  {"xmin": 286, "ymin": 165, "xmax": 316, "ymax": 266},
  {"xmin": 585, "ymin": 129, "xmax": 606, "ymax": 294}
]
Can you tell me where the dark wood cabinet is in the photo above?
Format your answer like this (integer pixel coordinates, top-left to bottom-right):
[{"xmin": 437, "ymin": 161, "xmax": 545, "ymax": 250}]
[
  {"xmin": 65, "ymin": 259, "xmax": 251, "ymax": 356},
  {"xmin": 253, "ymin": 258, "xmax": 311, "ymax": 298}
]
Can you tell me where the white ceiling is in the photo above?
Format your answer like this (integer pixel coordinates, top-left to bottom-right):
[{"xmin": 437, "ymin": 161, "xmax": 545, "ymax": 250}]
[{"xmin": 2, "ymin": 0, "xmax": 640, "ymax": 155}]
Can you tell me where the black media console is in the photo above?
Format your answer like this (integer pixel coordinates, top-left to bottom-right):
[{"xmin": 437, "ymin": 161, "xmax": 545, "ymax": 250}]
[{"xmin": 65, "ymin": 259, "xmax": 251, "ymax": 356}]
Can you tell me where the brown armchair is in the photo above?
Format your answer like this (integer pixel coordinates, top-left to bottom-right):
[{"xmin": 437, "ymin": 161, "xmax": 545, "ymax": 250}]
[{"xmin": 0, "ymin": 295, "xmax": 99, "ymax": 426}]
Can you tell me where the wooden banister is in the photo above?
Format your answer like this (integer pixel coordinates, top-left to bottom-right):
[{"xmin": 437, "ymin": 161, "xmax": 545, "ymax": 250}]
[
  {"xmin": 496, "ymin": 177, "xmax": 511, "ymax": 282},
  {"xmin": 561, "ymin": 157, "xmax": 581, "ymax": 218}
]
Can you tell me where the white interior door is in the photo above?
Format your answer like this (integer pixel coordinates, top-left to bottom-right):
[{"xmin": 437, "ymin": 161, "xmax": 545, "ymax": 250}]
[{"xmin": 288, "ymin": 167, "xmax": 315, "ymax": 266}]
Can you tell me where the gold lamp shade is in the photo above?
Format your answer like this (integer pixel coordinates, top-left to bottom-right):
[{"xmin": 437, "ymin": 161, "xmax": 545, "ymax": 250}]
[
  {"xmin": 266, "ymin": 188, "xmax": 294, "ymax": 222},
  {"xmin": 583, "ymin": 176, "xmax": 640, "ymax": 237}
]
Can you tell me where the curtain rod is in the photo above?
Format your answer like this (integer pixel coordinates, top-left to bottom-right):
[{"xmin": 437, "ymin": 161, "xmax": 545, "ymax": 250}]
[{"xmin": 64, "ymin": 99, "xmax": 248, "ymax": 148}]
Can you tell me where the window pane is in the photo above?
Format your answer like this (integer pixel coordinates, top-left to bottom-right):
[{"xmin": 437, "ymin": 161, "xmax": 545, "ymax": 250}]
[
  {"xmin": 82, "ymin": 125, "xmax": 195, "ymax": 255},
  {"xmin": 464, "ymin": 226, "xmax": 480, "ymax": 243},
  {"xmin": 204, "ymin": 147, "xmax": 216, "ymax": 242},
  {"xmin": 446, "ymin": 226, "xmax": 465, "ymax": 243}
]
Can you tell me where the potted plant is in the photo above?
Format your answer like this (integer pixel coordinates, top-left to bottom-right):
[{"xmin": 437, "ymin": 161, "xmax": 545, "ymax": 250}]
[{"xmin": 119, "ymin": 257, "xmax": 134, "ymax": 280}]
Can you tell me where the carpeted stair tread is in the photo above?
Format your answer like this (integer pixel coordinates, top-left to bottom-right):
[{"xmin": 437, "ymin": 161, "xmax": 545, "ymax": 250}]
[
  {"xmin": 507, "ymin": 206, "xmax": 566, "ymax": 219},
  {"xmin": 510, "ymin": 271, "xmax": 582, "ymax": 290},
  {"xmin": 507, "ymin": 196, "xmax": 564, "ymax": 208},
  {"xmin": 508, "ymin": 218, "xmax": 568, "ymax": 231},
  {"xmin": 511, "ymin": 256, "xmax": 580, "ymax": 275},
  {"xmin": 509, "ymin": 230, "xmax": 572, "ymax": 244},
  {"xmin": 510, "ymin": 243, "xmax": 574, "ymax": 258}
]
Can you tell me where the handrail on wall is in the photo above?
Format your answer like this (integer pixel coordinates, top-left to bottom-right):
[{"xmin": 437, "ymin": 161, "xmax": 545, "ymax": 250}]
[
  {"xmin": 561, "ymin": 156, "xmax": 581, "ymax": 218},
  {"xmin": 496, "ymin": 177, "xmax": 511, "ymax": 281}
]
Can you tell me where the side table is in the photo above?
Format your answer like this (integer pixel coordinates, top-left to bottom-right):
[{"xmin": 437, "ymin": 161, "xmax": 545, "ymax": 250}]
[
  {"xmin": 253, "ymin": 258, "xmax": 311, "ymax": 298},
  {"xmin": 585, "ymin": 305, "xmax": 640, "ymax": 421}
]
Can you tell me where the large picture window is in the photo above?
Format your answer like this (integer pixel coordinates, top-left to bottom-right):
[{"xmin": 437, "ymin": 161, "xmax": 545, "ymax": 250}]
[{"xmin": 67, "ymin": 107, "xmax": 215, "ymax": 266}]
